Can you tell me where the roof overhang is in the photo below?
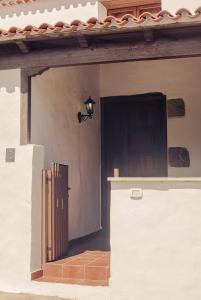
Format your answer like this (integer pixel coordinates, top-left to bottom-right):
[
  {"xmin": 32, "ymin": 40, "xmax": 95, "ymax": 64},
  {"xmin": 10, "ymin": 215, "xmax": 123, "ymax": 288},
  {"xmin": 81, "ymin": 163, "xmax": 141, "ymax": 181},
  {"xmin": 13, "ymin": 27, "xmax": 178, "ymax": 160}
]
[
  {"xmin": 0, "ymin": 8, "xmax": 201, "ymax": 70},
  {"xmin": 0, "ymin": 0, "xmax": 38, "ymax": 8},
  {"xmin": 0, "ymin": 8, "xmax": 200, "ymax": 48}
]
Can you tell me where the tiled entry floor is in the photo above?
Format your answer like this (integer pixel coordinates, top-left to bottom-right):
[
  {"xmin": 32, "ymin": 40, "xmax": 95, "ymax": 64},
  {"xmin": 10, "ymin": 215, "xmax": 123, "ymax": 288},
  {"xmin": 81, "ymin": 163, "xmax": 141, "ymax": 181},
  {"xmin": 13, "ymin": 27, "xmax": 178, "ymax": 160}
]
[{"xmin": 36, "ymin": 251, "xmax": 110, "ymax": 286}]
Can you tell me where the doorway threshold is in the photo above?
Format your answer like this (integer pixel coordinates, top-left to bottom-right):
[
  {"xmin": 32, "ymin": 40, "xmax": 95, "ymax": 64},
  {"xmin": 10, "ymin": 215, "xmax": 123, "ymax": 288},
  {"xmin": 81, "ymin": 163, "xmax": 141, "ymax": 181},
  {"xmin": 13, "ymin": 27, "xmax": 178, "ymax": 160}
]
[{"xmin": 34, "ymin": 251, "xmax": 110, "ymax": 287}]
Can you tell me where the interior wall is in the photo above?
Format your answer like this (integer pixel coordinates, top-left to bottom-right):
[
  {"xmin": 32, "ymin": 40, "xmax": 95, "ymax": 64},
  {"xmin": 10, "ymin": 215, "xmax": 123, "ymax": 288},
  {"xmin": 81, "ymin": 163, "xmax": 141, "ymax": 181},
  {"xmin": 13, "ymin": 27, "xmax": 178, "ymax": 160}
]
[
  {"xmin": 100, "ymin": 57, "xmax": 201, "ymax": 177},
  {"xmin": 31, "ymin": 65, "xmax": 101, "ymax": 240}
]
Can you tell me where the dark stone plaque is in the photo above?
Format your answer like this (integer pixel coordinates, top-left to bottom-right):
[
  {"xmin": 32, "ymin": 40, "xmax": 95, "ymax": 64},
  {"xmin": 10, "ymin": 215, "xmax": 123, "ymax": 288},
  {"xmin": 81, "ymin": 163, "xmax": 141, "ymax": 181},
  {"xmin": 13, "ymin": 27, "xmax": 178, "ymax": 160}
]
[
  {"xmin": 168, "ymin": 147, "xmax": 190, "ymax": 168},
  {"xmin": 6, "ymin": 148, "xmax": 16, "ymax": 163},
  {"xmin": 167, "ymin": 98, "xmax": 185, "ymax": 118}
]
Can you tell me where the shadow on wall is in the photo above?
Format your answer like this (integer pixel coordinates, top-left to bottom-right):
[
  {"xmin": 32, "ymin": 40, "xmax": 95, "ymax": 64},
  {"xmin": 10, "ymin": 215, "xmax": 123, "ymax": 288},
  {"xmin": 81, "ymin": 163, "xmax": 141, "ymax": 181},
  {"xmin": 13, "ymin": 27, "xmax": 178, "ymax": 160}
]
[
  {"xmin": 111, "ymin": 182, "xmax": 201, "ymax": 191},
  {"xmin": 0, "ymin": 0, "xmax": 97, "ymax": 19}
]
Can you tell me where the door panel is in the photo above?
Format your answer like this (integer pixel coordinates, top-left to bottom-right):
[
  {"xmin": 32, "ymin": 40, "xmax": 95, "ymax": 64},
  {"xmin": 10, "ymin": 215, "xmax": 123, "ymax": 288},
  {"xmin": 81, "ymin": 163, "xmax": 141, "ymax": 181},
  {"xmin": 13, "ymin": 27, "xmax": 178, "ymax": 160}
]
[{"xmin": 101, "ymin": 93, "xmax": 167, "ymax": 178}]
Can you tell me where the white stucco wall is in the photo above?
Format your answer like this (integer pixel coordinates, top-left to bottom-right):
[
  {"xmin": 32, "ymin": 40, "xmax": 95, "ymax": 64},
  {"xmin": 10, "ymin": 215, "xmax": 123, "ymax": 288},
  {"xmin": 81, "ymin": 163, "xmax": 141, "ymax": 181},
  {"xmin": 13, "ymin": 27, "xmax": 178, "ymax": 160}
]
[
  {"xmin": 161, "ymin": 0, "xmax": 201, "ymax": 13},
  {"xmin": 0, "ymin": 144, "xmax": 44, "ymax": 285},
  {"xmin": 110, "ymin": 178, "xmax": 201, "ymax": 300},
  {"xmin": 0, "ymin": 0, "xmax": 107, "ymax": 30},
  {"xmin": 0, "ymin": 68, "xmax": 44, "ymax": 284},
  {"xmin": 31, "ymin": 145, "xmax": 45, "ymax": 272},
  {"xmin": 31, "ymin": 66, "xmax": 101, "ymax": 240},
  {"xmin": 100, "ymin": 57, "xmax": 201, "ymax": 177}
]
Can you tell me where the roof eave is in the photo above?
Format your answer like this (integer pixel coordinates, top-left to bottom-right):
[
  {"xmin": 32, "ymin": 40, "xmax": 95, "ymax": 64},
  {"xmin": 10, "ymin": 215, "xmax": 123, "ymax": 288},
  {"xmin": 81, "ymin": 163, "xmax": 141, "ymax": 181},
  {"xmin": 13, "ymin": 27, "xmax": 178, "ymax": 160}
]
[{"xmin": 1, "ymin": 18, "xmax": 201, "ymax": 45}]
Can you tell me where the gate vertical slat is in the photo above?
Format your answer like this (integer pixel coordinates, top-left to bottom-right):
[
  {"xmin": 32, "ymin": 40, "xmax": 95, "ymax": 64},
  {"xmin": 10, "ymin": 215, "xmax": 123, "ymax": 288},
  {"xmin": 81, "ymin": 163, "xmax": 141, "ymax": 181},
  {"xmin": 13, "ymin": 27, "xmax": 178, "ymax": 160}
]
[
  {"xmin": 59, "ymin": 165, "xmax": 62, "ymax": 258},
  {"xmin": 42, "ymin": 170, "xmax": 48, "ymax": 264},
  {"xmin": 55, "ymin": 163, "xmax": 59, "ymax": 259},
  {"xmin": 47, "ymin": 169, "xmax": 53, "ymax": 262},
  {"xmin": 52, "ymin": 163, "xmax": 56, "ymax": 260}
]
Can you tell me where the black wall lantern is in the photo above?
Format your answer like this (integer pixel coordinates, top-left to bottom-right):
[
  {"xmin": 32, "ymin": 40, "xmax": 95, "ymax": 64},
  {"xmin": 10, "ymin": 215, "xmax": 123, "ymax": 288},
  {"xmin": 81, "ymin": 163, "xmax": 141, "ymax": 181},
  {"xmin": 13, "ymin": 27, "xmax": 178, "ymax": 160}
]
[{"xmin": 78, "ymin": 97, "xmax": 96, "ymax": 123}]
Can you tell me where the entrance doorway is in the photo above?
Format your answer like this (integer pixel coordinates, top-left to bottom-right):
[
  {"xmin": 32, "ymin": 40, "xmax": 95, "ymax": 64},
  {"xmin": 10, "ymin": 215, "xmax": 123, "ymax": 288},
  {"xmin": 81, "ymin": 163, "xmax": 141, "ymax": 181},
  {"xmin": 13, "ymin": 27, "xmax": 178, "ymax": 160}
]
[{"xmin": 101, "ymin": 93, "xmax": 167, "ymax": 249}]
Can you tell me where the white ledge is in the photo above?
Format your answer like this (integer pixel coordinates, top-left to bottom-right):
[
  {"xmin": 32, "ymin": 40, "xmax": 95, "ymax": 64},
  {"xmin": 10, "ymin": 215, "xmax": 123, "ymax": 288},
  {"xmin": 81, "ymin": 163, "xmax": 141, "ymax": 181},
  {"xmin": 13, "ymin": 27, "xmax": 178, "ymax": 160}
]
[{"xmin": 108, "ymin": 177, "xmax": 201, "ymax": 183}]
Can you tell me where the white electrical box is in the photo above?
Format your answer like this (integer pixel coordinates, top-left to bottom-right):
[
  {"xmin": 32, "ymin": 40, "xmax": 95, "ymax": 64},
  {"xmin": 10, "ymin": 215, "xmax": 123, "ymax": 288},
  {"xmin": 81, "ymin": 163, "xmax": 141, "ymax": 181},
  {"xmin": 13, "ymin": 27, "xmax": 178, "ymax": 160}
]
[{"xmin": 130, "ymin": 188, "xmax": 143, "ymax": 200}]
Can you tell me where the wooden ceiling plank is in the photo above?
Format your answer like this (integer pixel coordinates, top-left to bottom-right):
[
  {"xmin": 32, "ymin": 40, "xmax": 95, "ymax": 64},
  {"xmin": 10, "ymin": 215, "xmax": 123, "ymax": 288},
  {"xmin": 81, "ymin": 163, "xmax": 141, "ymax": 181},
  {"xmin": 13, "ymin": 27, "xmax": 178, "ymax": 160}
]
[
  {"xmin": 15, "ymin": 40, "xmax": 29, "ymax": 54},
  {"xmin": 143, "ymin": 29, "xmax": 154, "ymax": 42},
  {"xmin": 101, "ymin": 0, "xmax": 161, "ymax": 9},
  {"xmin": 76, "ymin": 34, "xmax": 89, "ymax": 48}
]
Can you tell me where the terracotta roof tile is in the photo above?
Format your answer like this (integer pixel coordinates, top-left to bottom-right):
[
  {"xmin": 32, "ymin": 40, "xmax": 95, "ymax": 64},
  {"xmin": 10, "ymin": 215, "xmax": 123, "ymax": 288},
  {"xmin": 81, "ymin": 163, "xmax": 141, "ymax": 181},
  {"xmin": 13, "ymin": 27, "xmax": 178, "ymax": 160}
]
[
  {"xmin": 0, "ymin": 7, "xmax": 200, "ymax": 42},
  {"xmin": 0, "ymin": 0, "xmax": 37, "ymax": 8}
]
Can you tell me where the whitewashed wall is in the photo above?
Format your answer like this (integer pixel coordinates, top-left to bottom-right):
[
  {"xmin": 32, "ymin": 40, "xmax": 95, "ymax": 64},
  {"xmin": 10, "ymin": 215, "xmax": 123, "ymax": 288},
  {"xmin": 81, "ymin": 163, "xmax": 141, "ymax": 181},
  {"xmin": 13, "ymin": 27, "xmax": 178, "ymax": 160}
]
[
  {"xmin": 31, "ymin": 66, "xmax": 101, "ymax": 240},
  {"xmin": 110, "ymin": 178, "xmax": 201, "ymax": 300},
  {"xmin": 0, "ymin": 68, "xmax": 44, "ymax": 284},
  {"xmin": 0, "ymin": 0, "xmax": 107, "ymax": 30},
  {"xmin": 161, "ymin": 0, "xmax": 201, "ymax": 13},
  {"xmin": 0, "ymin": 145, "xmax": 44, "ymax": 286},
  {"xmin": 100, "ymin": 57, "xmax": 201, "ymax": 177}
]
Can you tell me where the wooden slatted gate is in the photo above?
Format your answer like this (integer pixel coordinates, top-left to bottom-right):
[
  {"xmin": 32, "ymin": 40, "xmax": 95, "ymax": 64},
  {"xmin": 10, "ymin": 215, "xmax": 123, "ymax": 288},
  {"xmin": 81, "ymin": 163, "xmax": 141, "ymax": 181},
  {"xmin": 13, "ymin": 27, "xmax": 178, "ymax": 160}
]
[{"xmin": 42, "ymin": 163, "xmax": 69, "ymax": 263}]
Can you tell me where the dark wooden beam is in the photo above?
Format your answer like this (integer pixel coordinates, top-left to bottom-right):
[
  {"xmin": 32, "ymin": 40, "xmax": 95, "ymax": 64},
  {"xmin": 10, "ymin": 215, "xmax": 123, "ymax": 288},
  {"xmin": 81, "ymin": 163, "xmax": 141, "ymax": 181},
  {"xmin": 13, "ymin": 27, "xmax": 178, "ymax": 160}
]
[
  {"xmin": 15, "ymin": 40, "xmax": 29, "ymax": 54},
  {"xmin": 76, "ymin": 34, "xmax": 89, "ymax": 48},
  {"xmin": 143, "ymin": 29, "xmax": 154, "ymax": 42},
  {"xmin": 1, "ymin": 36, "xmax": 201, "ymax": 70},
  {"xmin": 20, "ymin": 69, "xmax": 30, "ymax": 145},
  {"xmin": 20, "ymin": 67, "xmax": 49, "ymax": 144},
  {"xmin": 24, "ymin": 67, "xmax": 49, "ymax": 77}
]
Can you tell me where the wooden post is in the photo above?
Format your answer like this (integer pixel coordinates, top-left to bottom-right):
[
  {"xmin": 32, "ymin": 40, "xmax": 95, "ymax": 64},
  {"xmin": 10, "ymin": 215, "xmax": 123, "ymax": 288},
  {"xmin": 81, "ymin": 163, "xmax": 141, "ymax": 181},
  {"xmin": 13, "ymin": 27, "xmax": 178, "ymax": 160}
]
[
  {"xmin": 114, "ymin": 168, "xmax": 120, "ymax": 177},
  {"xmin": 20, "ymin": 67, "xmax": 48, "ymax": 145}
]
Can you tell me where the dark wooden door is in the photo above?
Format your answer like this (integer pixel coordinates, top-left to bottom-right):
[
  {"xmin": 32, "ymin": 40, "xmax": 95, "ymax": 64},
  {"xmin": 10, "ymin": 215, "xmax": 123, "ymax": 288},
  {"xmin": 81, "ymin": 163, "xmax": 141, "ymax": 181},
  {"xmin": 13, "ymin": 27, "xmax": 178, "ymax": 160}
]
[
  {"xmin": 101, "ymin": 93, "xmax": 167, "ymax": 178},
  {"xmin": 42, "ymin": 163, "xmax": 69, "ymax": 263}
]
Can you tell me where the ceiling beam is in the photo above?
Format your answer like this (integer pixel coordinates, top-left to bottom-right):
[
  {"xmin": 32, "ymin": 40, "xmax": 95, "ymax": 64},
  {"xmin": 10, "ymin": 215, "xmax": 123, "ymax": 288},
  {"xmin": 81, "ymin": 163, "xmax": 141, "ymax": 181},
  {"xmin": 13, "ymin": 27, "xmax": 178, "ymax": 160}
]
[
  {"xmin": 15, "ymin": 40, "xmax": 29, "ymax": 54},
  {"xmin": 143, "ymin": 29, "xmax": 154, "ymax": 42},
  {"xmin": 0, "ymin": 36, "xmax": 201, "ymax": 70},
  {"xmin": 76, "ymin": 34, "xmax": 89, "ymax": 48},
  {"xmin": 23, "ymin": 67, "xmax": 49, "ymax": 77}
]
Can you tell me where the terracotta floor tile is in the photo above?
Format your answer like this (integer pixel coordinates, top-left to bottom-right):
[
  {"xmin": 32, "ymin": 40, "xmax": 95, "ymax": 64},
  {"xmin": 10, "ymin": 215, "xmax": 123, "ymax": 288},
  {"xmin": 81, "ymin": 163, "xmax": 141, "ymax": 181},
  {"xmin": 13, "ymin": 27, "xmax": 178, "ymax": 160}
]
[
  {"xmin": 88, "ymin": 257, "xmax": 110, "ymax": 267},
  {"xmin": 57, "ymin": 278, "xmax": 85, "ymax": 285},
  {"xmin": 35, "ymin": 276, "xmax": 59, "ymax": 283},
  {"xmin": 85, "ymin": 266, "xmax": 109, "ymax": 281},
  {"xmin": 43, "ymin": 264, "xmax": 62, "ymax": 278},
  {"xmin": 81, "ymin": 279, "xmax": 109, "ymax": 286},
  {"xmin": 84, "ymin": 251, "xmax": 105, "ymax": 257},
  {"xmin": 63, "ymin": 265, "xmax": 85, "ymax": 279},
  {"xmin": 51, "ymin": 257, "xmax": 73, "ymax": 265},
  {"xmin": 31, "ymin": 270, "xmax": 43, "ymax": 280},
  {"xmin": 63, "ymin": 258, "xmax": 92, "ymax": 266},
  {"xmin": 39, "ymin": 251, "xmax": 111, "ymax": 285},
  {"xmin": 72, "ymin": 253, "xmax": 87, "ymax": 259}
]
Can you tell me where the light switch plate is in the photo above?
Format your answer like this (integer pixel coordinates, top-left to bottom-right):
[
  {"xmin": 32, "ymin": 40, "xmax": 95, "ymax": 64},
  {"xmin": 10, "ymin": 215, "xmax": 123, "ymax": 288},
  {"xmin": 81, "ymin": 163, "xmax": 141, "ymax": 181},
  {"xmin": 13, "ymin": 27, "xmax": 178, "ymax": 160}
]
[
  {"xmin": 130, "ymin": 188, "xmax": 143, "ymax": 200},
  {"xmin": 6, "ymin": 148, "xmax": 16, "ymax": 163}
]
